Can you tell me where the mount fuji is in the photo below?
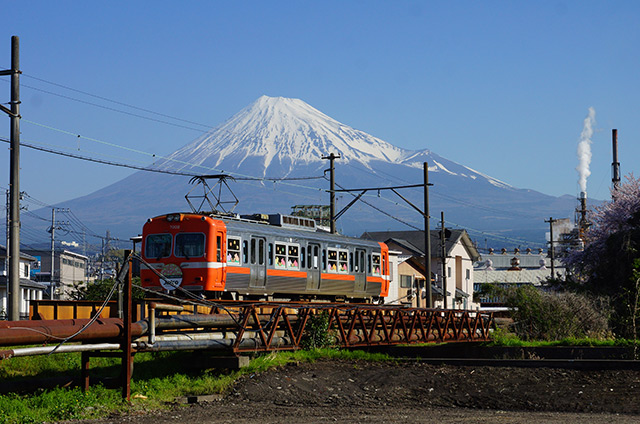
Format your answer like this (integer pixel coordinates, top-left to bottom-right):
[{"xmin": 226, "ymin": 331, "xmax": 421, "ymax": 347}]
[{"xmin": 30, "ymin": 96, "xmax": 582, "ymax": 248}]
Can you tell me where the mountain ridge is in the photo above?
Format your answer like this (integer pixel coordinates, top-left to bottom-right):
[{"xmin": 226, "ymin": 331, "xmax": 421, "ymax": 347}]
[{"xmin": 24, "ymin": 95, "xmax": 586, "ymax": 249}]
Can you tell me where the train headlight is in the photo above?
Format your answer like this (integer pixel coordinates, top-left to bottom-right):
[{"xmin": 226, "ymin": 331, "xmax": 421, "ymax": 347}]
[{"xmin": 166, "ymin": 214, "xmax": 182, "ymax": 222}]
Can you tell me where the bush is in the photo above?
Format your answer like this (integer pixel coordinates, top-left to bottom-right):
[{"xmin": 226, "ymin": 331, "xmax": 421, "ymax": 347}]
[
  {"xmin": 481, "ymin": 284, "xmax": 610, "ymax": 341},
  {"xmin": 300, "ymin": 312, "xmax": 334, "ymax": 349}
]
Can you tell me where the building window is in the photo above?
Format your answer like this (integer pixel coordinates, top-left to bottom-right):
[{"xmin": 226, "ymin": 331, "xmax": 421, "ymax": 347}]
[
  {"xmin": 447, "ymin": 267, "xmax": 452, "ymax": 278},
  {"xmin": 400, "ymin": 274, "xmax": 413, "ymax": 288}
]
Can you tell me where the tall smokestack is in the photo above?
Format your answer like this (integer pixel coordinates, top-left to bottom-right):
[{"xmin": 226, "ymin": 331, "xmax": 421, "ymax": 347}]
[
  {"xmin": 612, "ymin": 129, "xmax": 620, "ymax": 198},
  {"xmin": 576, "ymin": 107, "xmax": 596, "ymax": 194},
  {"xmin": 577, "ymin": 191, "xmax": 588, "ymax": 240}
]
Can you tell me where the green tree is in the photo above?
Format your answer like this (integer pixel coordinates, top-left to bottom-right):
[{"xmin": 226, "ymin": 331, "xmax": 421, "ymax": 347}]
[{"xmin": 566, "ymin": 175, "xmax": 640, "ymax": 338}]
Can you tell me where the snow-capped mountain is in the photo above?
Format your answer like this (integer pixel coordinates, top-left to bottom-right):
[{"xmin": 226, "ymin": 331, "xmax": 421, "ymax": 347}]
[
  {"xmin": 27, "ymin": 95, "xmax": 585, "ymax": 248},
  {"xmin": 158, "ymin": 96, "xmax": 511, "ymax": 191}
]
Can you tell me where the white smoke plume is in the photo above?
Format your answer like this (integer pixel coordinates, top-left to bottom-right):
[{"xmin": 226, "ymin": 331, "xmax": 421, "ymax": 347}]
[{"xmin": 576, "ymin": 107, "xmax": 596, "ymax": 194}]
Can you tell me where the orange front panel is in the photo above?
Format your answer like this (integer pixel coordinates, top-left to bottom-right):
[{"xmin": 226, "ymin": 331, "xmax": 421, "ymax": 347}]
[{"xmin": 141, "ymin": 214, "xmax": 228, "ymax": 292}]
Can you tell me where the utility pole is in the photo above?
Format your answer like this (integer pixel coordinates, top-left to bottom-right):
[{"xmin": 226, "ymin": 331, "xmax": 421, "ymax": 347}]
[
  {"xmin": 424, "ymin": 163, "xmax": 432, "ymax": 308},
  {"xmin": 322, "ymin": 153, "xmax": 341, "ymax": 234},
  {"xmin": 49, "ymin": 209, "xmax": 56, "ymax": 299},
  {"xmin": 0, "ymin": 37, "xmax": 21, "ymax": 321},
  {"xmin": 545, "ymin": 217, "xmax": 557, "ymax": 279},
  {"xmin": 440, "ymin": 211, "xmax": 448, "ymax": 309},
  {"xmin": 4, "ymin": 190, "xmax": 8, "ymax": 315}
]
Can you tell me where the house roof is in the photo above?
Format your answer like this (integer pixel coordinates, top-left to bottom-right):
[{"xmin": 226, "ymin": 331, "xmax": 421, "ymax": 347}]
[
  {"xmin": 0, "ymin": 276, "xmax": 47, "ymax": 290},
  {"xmin": 361, "ymin": 229, "xmax": 480, "ymax": 262},
  {"xmin": 0, "ymin": 245, "xmax": 38, "ymax": 262}
]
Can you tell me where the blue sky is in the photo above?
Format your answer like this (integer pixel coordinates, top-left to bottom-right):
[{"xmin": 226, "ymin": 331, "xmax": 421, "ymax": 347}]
[{"xmin": 1, "ymin": 1, "xmax": 638, "ymax": 208}]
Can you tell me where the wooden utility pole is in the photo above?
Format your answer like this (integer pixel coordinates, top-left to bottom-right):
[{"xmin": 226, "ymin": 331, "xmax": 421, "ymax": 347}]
[
  {"xmin": 322, "ymin": 153, "xmax": 341, "ymax": 234},
  {"xmin": 0, "ymin": 37, "xmax": 21, "ymax": 321}
]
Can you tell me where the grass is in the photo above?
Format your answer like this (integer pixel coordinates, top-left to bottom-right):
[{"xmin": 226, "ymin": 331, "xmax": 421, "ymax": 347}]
[{"xmin": 0, "ymin": 348, "xmax": 392, "ymax": 424}]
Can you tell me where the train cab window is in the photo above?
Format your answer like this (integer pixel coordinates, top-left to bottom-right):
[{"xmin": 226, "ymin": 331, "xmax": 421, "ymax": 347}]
[
  {"xmin": 301, "ymin": 247, "xmax": 306, "ymax": 268},
  {"xmin": 268, "ymin": 243, "xmax": 273, "ymax": 266},
  {"xmin": 175, "ymin": 233, "xmax": 205, "ymax": 258},
  {"xmin": 227, "ymin": 237, "xmax": 241, "ymax": 265},
  {"xmin": 287, "ymin": 245, "xmax": 299, "ymax": 269},
  {"xmin": 145, "ymin": 234, "xmax": 172, "ymax": 259},
  {"xmin": 372, "ymin": 253, "xmax": 381, "ymax": 276},
  {"xmin": 242, "ymin": 240, "xmax": 248, "ymax": 264},
  {"xmin": 275, "ymin": 243, "xmax": 287, "ymax": 269}
]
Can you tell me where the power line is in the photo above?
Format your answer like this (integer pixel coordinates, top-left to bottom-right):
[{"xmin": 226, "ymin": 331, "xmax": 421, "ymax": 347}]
[
  {"xmin": 0, "ymin": 79, "xmax": 211, "ymax": 133},
  {"xmin": 0, "ymin": 137, "xmax": 324, "ymax": 182}
]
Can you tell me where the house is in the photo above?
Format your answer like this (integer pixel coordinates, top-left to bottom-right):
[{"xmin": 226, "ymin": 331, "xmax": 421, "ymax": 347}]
[
  {"xmin": 473, "ymin": 247, "xmax": 565, "ymax": 307},
  {"xmin": 24, "ymin": 249, "xmax": 89, "ymax": 300},
  {"xmin": 362, "ymin": 229, "xmax": 480, "ymax": 310},
  {"xmin": 0, "ymin": 245, "xmax": 47, "ymax": 319}
]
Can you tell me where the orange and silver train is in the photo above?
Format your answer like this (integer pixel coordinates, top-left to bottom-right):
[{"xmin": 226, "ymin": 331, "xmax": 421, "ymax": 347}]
[{"xmin": 141, "ymin": 212, "xmax": 390, "ymax": 302}]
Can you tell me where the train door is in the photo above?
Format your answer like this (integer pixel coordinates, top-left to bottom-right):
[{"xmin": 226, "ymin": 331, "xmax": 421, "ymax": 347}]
[
  {"xmin": 249, "ymin": 236, "xmax": 267, "ymax": 288},
  {"xmin": 306, "ymin": 243, "xmax": 321, "ymax": 291},
  {"xmin": 354, "ymin": 248, "xmax": 366, "ymax": 293}
]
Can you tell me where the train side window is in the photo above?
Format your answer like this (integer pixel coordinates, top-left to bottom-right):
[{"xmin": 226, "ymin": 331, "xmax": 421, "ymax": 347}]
[
  {"xmin": 301, "ymin": 247, "xmax": 306, "ymax": 268},
  {"xmin": 372, "ymin": 253, "xmax": 381, "ymax": 276},
  {"xmin": 216, "ymin": 235, "xmax": 222, "ymax": 262},
  {"xmin": 367, "ymin": 254, "xmax": 372, "ymax": 274},
  {"xmin": 349, "ymin": 252, "xmax": 353, "ymax": 272},
  {"xmin": 268, "ymin": 243, "xmax": 273, "ymax": 266},
  {"xmin": 227, "ymin": 237, "xmax": 241, "ymax": 265},
  {"xmin": 328, "ymin": 249, "xmax": 338, "ymax": 272},
  {"xmin": 250, "ymin": 238, "xmax": 256, "ymax": 264},
  {"xmin": 275, "ymin": 243, "xmax": 287, "ymax": 269},
  {"xmin": 287, "ymin": 245, "xmax": 299, "ymax": 269},
  {"xmin": 258, "ymin": 239, "xmax": 265, "ymax": 265},
  {"xmin": 242, "ymin": 240, "xmax": 248, "ymax": 264},
  {"xmin": 312, "ymin": 245, "xmax": 319, "ymax": 269},
  {"xmin": 338, "ymin": 250, "xmax": 348, "ymax": 273},
  {"xmin": 322, "ymin": 249, "xmax": 327, "ymax": 271}
]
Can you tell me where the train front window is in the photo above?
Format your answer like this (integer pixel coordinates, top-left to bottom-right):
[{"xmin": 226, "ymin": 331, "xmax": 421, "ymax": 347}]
[
  {"xmin": 175, "ymin": 233, "xmax": 205, "ymax": 258},
  {"xmin": 145, "ymin": 234, "xmax": 172, "ymax": 259}
]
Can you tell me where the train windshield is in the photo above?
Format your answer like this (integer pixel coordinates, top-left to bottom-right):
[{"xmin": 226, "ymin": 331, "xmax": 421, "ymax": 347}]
[
  {"xmin": 175, "ymin": 233, "xmax": 205, "ymax": 258},
  {"xmin": 145, "ymin": 234, "xmax": 172, "ymax": 259}
]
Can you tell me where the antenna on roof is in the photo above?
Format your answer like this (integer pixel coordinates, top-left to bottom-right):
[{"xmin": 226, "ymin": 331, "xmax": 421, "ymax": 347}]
[{"xmin": 186, "ymin": 174, "xmax": 239, "ymax": 215}]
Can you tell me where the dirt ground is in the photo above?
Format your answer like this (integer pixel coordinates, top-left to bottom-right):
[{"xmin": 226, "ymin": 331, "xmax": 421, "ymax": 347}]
[{"xmin": 80, "ymin": 359, "xmax": 640, "ymax": 424}]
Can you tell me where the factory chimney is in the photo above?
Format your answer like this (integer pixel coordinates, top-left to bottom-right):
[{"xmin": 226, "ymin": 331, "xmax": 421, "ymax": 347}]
[{"xmin": 612, "ymin": 129, "xmax": 621, "ymax": 199}]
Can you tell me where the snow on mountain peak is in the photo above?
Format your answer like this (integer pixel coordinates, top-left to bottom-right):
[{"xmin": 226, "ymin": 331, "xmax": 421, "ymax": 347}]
[
  {"xmin": 158, "ymin": 95, "xmax": 512, "ymax": 190},
  {"xmin": 163, "ymin": 95, "xmax": 406, "ymax": 174}
]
